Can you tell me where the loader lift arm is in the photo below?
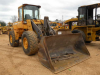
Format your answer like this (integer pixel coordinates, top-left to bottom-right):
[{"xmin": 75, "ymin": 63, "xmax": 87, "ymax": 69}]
[{"xmin": 31, "ymin": 17, "xmax": 55, "ymax": 40}]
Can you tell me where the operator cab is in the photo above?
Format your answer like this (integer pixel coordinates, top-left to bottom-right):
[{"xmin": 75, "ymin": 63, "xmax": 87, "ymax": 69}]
[
  {"xmin": 8, "ymin": 23, "xmax": 13, "ymax": 26},
  {"xmin": 78, "ymin": 3, "xmax": 100, "ymax": 27},
  {"xmin": 9, "ymin": 24, "xmax": 12, "ymax": 26},
  {"xmin": 18, "ymin": 4, "xmax": 41, "ymax": 21}
]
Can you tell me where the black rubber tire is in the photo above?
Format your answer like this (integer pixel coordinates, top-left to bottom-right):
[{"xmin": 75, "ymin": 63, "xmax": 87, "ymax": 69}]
[
  {"xmin": 22, "ymin": 31, "xmax": 38, "ymax": 56},
  {"xmin": 9, "ymin": 31, "xmax": 19, "ymax": 47},
  {"xmin": 72, "ymin": 30, "xmax": 86, "ymax": 41},
  {"xmin": 85, "ymin": 41, "xmax": 92, "ymax": 43}
]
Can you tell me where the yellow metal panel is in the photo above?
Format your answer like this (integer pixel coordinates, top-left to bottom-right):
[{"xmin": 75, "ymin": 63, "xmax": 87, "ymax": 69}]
[
  {"xmin": 64, "ymin": 18, "xmax": 78, "ymax": 24},
  {"xmin": 27, "ymin": 20, "xmax": 33, "ymax": 31},
  {"xmin": 13, "ymin": 25, "xmax": 19, "ymax": 40}
]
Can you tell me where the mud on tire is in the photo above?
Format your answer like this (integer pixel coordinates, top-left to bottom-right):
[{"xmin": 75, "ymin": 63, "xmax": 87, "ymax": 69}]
[
  {"xmin": 22, "ymin": 31, "xmax": 38, "ymax": 56},
  {"xmin": 9, "ymin": 31, "xmax": 19, "ymax": 47}
]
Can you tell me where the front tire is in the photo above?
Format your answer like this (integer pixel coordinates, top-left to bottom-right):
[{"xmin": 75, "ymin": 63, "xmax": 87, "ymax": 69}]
[
  {"xmin": 9, "ymin": 31, "xmax": 19, "ymax": 47},
  {"xmin": 22, "ymin": 31, "xmax": 38, "ymax": 56}
]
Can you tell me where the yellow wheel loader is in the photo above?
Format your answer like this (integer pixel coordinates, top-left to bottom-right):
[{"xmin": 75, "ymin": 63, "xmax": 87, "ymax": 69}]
[
  {"xmin": 7, "ymin": 22, "xmax": 13, "ymax": 35},
  {"xmin": 64, "ymin": 18, "xmax": 78, "ymax": 29},
  {"xmin": 50, "ymin": 22, "xmax": 58, "ymax": 30},
  {"xmin": 50, "ymin": 22, "xmax": 68, "ymax": 32},
  {"xmin": 0, "ymin": 24, "xmax": 8, "ymax": 34},
  {"xmin": 9, "ymin": 4, "xmax": 90, "ymax": 73},
  {"xmin": 2, "ymin": 26, "xmax": 8, "ymax": 34},
  {"xmin": 65, "ymin": 3, "xmax": 100, "ymax": 43}
]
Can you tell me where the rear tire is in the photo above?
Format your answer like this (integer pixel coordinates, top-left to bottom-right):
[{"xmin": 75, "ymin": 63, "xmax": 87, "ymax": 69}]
[
  {"xmin": 9, "ymin": 31, "xmax": 19, "ymax": 47},
  {"xmin": 72, "ymin": 30, "xmax": 86, "ymax": 41},
  {"xmin": 22, "ymin": 31, "xmax": 38, "ymax": 56}
]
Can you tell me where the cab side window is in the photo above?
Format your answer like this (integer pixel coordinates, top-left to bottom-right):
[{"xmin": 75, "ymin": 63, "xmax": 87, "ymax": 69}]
[{"xmin": 18, "ymin": 8, "xmax": 22, "ymax": 21}]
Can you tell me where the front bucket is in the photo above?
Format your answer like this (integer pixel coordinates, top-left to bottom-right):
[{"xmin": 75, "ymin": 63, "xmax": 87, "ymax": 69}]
[{"xmin": 38, "ymin": 33, "xmax": 90, "ymax": 73}]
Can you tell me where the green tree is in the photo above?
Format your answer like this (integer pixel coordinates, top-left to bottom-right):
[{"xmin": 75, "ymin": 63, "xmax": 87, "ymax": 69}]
[{"xmin": 0, "ymin": 21, "xmax": 6, "ymax": 26}]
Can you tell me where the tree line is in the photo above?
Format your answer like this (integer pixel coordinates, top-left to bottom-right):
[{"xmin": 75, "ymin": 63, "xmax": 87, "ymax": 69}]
[
  {"xmin": 0, "ymin": 15, "xmax": 18, "ymax": 26},
  {"xmin": 0, "ymin": 21, "xmax": 6, "ymax": 26}
]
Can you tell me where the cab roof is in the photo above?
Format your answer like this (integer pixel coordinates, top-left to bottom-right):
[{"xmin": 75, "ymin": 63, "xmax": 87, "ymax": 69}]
[
  {"xmin": 18, "ymin": 4, "xmax": 41, "ymax": 8},
  {"xmin": 80, "ymin": 3, "xmax": 100, "ymax": 9}
]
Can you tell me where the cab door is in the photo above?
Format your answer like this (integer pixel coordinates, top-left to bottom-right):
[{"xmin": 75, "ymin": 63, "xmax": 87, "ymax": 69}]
[{"xmin": 78, "ymin": 7, "xmax": 87, "ymax": 26}]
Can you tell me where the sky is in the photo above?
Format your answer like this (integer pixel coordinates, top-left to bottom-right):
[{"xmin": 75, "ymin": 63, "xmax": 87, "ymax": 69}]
[{"xmin": 0, "ymin": 0, "xmax": 100, "ymax": 23}]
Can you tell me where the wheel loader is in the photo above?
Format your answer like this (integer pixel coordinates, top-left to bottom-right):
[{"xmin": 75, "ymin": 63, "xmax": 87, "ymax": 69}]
[
  {"xmin": 64, "ymin": 18, "xmax": 78, "ymax": 29},
  {"xmin": 7, "ymin": 22, "xmax": 13, "ymax": 35},
  {"xmin": 50, "ymin": 22, "xmax": 59, "ymax": 29},
  {"xmin": 2, "ymin": 26, "xmax": 8, "ymax": 34},
  {"xmin": 9, "ymin": 4, "xmax": 90, "ymax": 73},
  {"xmin": 0, "ymin": 24, "xmax": 8, "ymax": 34},
  {"xmin": 65, "ymin": 3, "xmax": 100, "ymax": 43},
  {"xmin": 50, "ymin": 22, "xmax": 68, "ymax": 32}
]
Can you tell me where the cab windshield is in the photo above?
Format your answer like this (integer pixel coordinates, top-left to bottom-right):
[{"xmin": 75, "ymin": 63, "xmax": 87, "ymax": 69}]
[{"xmin": 23, "ymin": 5, "xmax": 40, "ymax": 20}]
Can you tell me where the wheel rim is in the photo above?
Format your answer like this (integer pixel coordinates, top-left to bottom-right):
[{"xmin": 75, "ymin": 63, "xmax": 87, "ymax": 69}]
[
  {"xmin": 23, "ymin": 37, "xmax": 28, "ymax": 49},
  {"xmin": 10, "ymin": 35, "xmax": 12, "ymax": 43}
]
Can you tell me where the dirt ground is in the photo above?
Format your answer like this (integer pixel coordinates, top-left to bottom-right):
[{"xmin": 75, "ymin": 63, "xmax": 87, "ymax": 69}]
[{"xmin": 0, "ymin": 34, "xmax": 100, "ymax": 75}]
